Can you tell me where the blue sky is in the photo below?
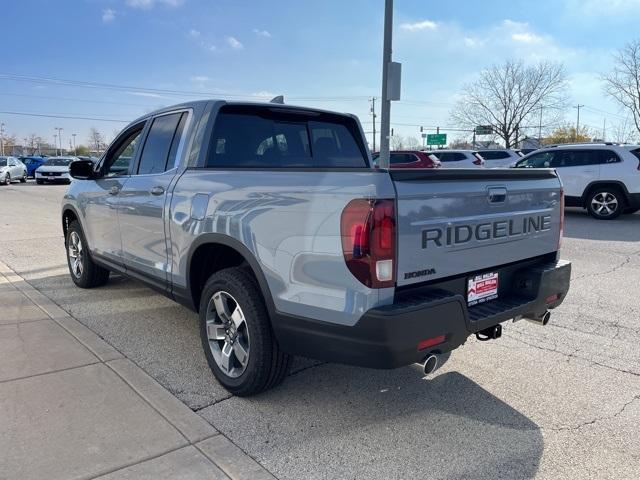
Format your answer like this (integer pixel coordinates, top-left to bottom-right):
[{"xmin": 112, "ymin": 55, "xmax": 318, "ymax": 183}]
[{"xmin": 2, "ymin": 0, "xmax": 640, "ymax": 148}]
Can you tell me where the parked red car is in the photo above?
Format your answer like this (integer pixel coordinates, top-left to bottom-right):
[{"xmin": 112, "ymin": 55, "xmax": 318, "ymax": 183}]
[{"xmin": 372, "ymin": 151, "xmax": 441, "ymax": 168}]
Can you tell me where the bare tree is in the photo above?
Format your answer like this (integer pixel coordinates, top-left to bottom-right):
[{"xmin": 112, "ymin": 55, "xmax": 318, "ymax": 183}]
[
  {"xmin": 451, "ymin": 60, "xmax": 568, "ymax": 148},
  {"xmin": 404, "ymin": 136, "xmax": 422, "ymax": 150},
  {"xmin": 390, "ymin": 134, "xmax": 406, "ymax": 150},
  {"xmin": 88, "ymin": 127, "xmax": 105, "ymax": 153},
  {"xmin": 604, "ymin": 39, "xmax": 640, "ymax": 136},
  {"xmin": 610, "ymin": 117, "xmax": 637, "ymax": 143}
]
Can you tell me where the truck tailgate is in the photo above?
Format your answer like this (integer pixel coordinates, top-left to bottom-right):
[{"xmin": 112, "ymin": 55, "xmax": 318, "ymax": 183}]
[{"xmin": 391, "ymin": 169, "xmax": 563, "ymax": 287}]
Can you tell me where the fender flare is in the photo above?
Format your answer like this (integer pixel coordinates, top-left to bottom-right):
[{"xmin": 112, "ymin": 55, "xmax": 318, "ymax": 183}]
[{"xmin": 184, "ymin": 233, "xmax": 278, "ymax": 318}]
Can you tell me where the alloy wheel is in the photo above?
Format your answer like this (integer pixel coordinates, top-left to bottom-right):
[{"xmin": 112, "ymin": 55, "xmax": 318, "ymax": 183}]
[
  {"xmin": 205, "ymin": 291, "xmax": 250, "ymax": 378},
  {"xmin": 68, "ymin": 231, "xmax": 84, "ymax": 278},
  {"xmin": 591, "ymin": 192, "xmax": 618, "ymax": 217}
]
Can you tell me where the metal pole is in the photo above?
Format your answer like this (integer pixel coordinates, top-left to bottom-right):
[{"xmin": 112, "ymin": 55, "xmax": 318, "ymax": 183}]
[
  {"xmin": 53, "ymin": 135, "xmax": 58, "ymax": 156},
  {"xmin": 472, "ymin": 128, "xmax": 476, "ymax": 148},
  {"xmin": 574, "ymin": 104, "xmax": 584, "ymax": 141},
  {"xmin": 0, "ymin": 123, "xmax": 4, "ymax": 156},
  {"xmin": 602, "ymin": 118, "xmax": 606, "ymax": 142},
  {"xmin": 72, "ymin": 133, "xmax": 77, "ymax": 155},
  {"xmin": 538, "ymin": 106, "xmax": 543, "ymax": 145},
  {"xmin": 370, "ymin": 97, "xmax": 377, "ymax": 152},
  {"xmin": 378, "ymin": 0, "xmax": 393, "ymax": 169}
]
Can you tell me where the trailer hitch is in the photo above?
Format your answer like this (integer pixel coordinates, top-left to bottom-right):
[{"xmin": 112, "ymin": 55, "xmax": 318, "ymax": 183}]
[{"xmin": 476, "ymin": 324, "xmax": 502, "ymax": 342}]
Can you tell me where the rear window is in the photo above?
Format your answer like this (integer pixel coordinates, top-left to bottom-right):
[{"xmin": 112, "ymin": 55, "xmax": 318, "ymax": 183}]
[
  {"xmin": 477, "ymin": 150, "xmax": 510, "ymax": 160},
  {"xmin": 137, "ymin": 112, "xmax": 186, "ymax": 175},
  {"xmin": 206, "ymin": 106, "xmax": 368, "ymax": 168},
  {"xmin": 0, "ymin": 159, "xmax": 6, "ymax": 167}
]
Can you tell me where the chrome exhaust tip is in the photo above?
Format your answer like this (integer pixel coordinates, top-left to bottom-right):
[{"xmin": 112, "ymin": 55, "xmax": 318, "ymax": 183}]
[
  {"xmin": 423, "ymin": 354, "xmax": 438, "ymax": 375},
  {"xmin": 524, "ymin": 311, "xmax": 551, "ymax": 326}
]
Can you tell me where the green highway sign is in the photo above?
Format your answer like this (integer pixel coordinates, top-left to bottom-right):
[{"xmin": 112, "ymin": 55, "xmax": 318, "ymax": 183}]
[
  {"xmin": 475, "ymin": 125, "xmax": 493, "ymax": 135},
  {"xmin": 426, "ymin": 133, "xmax": 447, "ymax": 146}
]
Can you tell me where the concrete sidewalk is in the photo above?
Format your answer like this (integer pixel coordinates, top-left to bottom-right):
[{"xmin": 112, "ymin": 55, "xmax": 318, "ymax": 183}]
[{"xmin": 0, "ymin": 263, "xmax": 276, "ymax": 480}]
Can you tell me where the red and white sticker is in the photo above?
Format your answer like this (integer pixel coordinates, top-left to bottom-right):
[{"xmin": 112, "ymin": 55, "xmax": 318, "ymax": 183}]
[{"xmin": 467, "ymin": 272, "xmax": 499, "ymax": 306}]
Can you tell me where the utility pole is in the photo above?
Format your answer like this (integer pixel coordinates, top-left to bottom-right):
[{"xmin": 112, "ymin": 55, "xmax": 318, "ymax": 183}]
[
  {"xmin": 602, "ymin": 118, "xmax": 606, "ymax": 142},
  {"xmin": 0, "ymin": 122, "xmax": 5, "ymax": 156},
  {"xmin": 574, "ymin": 104, "xmax": 584, "ymax": 141},
  {"xmin": 472, "ymin": 128, "xmax": 476, "ymax": 148},
  {"xmin": 538, "ymin": 106, "xmax": 543, "ymax": 145},
  {"xmin": 369, "ymin": 98, "xmax": 377, "ymax": 152},
  {"xmin": 55, "ymin": 127, "xmax": 64, "ymax": 155},
  {"xmin": 72, "ymin": 133, "xmax": 77, "ymax": 155},
  {"xmin": 53, "ymin": 135, "xmax": 58, "ymax": 156},
  {"xmin": 378, "ymin": 0, "xmax": 394, "ymax": 169}
]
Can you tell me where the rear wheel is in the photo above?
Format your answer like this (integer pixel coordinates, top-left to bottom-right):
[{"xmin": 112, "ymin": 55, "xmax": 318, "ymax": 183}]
[
  {"xmin": 199, "ymin": 267, "xmax": 291, "ymax": 396},
  {"xmin": 36, "ymin": 179, "xmax": 44, "ymax": 185},
  {"xmin": 66, "ymin": 221, "xmax": 110, "ymax": 288},
  {"xmin": 3, "ymin": 173, "xmax": 10, "ymax": 185},
  {"xmin": 586, "ymin": 187, "xmax": 624, "ymax": 220}
]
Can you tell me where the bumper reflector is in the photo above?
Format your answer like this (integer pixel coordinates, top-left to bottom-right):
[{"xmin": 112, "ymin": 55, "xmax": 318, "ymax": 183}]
[{"xmin": 418, "ymin": 335, "xmax": 446, "ymax": 351}]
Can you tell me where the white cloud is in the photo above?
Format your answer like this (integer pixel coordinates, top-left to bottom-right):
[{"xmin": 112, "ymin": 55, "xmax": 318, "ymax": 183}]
[
  {"xmin": 125, "ymin": 91, "xmax": 170, "ymax": 99},
  {"xmin": 226, "ymin": 36, "xmax": 244, "ymax": 50},
  {"xmin": 253, "ymin": 29, "xmax": 272, "ymax": 38},
  {"xmin": 502, "ymin": 19, "xmax": 529, "ymax": 29},
  {"xmin": 188, "ymin": 29, "xmax": 200, "ymax": 38},
  {"xmin": 400, "ymin": 20, "xmax": 438, "ymax": 31},
  {"xmin": 102, "ymin": 8, "xmax": 116, "ymax": 23},
  {"xmin": 125, "ymin": 0, "xmax": 185, "ymax": 10},
  {"xmin": 190, "ymin": 75, "xmax": 210, "ymax": 83},
  {"xmin": 252, "ymin": 91, "xmax": 277, "ymax": 98},
  {"xmin": 512, "ymin": 32, "xmax": 542, "ymax": 44}
]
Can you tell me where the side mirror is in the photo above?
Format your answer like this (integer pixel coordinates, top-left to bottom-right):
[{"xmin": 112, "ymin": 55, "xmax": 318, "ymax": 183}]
[{"xmin": 69, "ymin": 160, "xmax": 96, "ymax": 180}]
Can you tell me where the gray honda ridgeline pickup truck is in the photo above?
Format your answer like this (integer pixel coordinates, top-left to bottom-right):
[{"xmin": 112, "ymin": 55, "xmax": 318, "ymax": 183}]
[{"xmin": 62, "ymin": 100, "xmax": 571, "ymax": 395}]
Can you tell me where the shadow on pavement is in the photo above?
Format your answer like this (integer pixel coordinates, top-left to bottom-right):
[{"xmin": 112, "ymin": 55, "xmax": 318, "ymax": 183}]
[
  {"xmin": 204, "ymin": 366, "xmax": 544, "ymax": 480},
  {"xmin": 564, "ymin": 208, "xmax": 640, "ymax": 242}
]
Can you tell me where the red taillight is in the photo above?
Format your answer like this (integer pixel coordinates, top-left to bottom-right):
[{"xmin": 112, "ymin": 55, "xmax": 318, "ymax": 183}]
[
  {"xmin": 341, "ymin": 199, "xmax": 396, "ymax": 288},
  {"xmin": 418, "ymin": 335, "xmax": 446, "ymax": 351},
  {"xmin": 558, "ymin": 188, "xmax": 565, "ymax": 249}
]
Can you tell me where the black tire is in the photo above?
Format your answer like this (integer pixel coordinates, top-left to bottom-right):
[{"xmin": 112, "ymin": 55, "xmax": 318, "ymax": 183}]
[
  {"xmin": 199, "ymin": 267, "xmax": 291, "ymax": 396},
  {"xmin": 586, "ymin": 187, "xmax": 625, "ymax": 220},
  {"xmin": 624, "ymin": 207, "xmax": 640, "ymax": 215},
  {"xmin": 3, "ymin": 173, "xmax": 10, "ymax": 185},
  {"xmin": 36, "ymin": 179, "xmax": 44, "ymax": 185},
  {"xmin": 65, "ymin": 220, "xmax": 110, "ymax": 288},
  {"xmin": 19, "ymin": 171, "xmax": 27, "ymax": 183}
]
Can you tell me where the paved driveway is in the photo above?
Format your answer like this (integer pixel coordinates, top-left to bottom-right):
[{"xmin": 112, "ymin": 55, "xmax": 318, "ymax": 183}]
[{"xmin": 1, "ymin": 181, "xmax": 639, "ymax": 479}]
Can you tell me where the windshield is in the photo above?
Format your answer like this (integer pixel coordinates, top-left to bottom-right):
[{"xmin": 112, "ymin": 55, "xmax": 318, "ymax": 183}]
[{"xmin": 44, "ymin": 158, "xmax": 73, "ymax": 166}]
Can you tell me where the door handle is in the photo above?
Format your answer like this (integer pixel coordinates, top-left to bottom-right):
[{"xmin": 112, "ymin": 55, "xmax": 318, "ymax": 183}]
[
  {"xmin": 150, "ymin": 186, "xmax": 165, "ymax": 196},
  {"xmin": 109, "ymin": 186, "xmax": 120, "ymax": 195}
]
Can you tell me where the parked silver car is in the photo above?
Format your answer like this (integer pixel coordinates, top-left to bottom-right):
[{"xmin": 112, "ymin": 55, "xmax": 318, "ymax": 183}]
[{"xmin": 0, "ymin": 156, "xmax": 28, "ymax": 185}]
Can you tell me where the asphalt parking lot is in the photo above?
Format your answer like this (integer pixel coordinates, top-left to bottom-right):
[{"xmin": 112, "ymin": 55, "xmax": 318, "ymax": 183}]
[{"xmin": 1, "ymin": 181, "xmax": 639, "ymax": 480}]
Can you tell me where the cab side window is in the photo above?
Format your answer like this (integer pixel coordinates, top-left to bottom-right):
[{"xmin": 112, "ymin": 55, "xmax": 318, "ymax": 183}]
[
  {"xmin": 136, "ymin": 112, "xmax": 187, "ymax": 175},
  {"xmin": 103, "ymin": 123, "xmax": 145, "ymax": 177}
]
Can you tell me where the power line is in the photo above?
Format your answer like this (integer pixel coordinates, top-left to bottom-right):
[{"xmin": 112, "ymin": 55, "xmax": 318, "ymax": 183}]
[{"xmin": 0, "ymin": 111, "xmax": 130, "ymax": 123}]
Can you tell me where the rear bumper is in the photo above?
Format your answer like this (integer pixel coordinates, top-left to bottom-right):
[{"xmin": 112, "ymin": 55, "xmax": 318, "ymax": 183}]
[{"xmin": 274, "ymin": 259, "xmax": 571, "ymax": 368}]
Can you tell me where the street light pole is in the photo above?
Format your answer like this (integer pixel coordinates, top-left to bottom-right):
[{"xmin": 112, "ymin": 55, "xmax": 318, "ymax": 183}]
[
  {"xmin": 53, "ymin": 135, "xmax": 58, "ymax": 155},
  {"xmin": 369, "ymin": 97, "xmax": 377, "ymax": 152},
  {"xmin": 72, "ymin": 133, "xmax": 77, "ymax": 155},
  {"xmin": 0, "ymin": 122, "xmax": 5, "ymax": 156},
  {"xmin": 574, "ymin": 104, "xmax": 584, "ymax": 141},
  {"xmin": 378, "ymin": 0, "xmax": 394, "ymax": 169}
]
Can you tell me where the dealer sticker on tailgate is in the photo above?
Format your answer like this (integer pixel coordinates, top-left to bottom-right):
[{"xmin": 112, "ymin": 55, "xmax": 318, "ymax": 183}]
[{"xmin": 467, "ymin": 272, "xmax": 499, "ymax": 306}]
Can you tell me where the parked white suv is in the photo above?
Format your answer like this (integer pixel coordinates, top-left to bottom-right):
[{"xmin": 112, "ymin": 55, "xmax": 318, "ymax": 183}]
[
  {"xmin": 474, "ymin": 149, "xmax": 521, "ymax": 168},
  {"xmin": 515, "ymin": 143, "xmax": 640, "ymax": 219},
  {"xmin": 427, "ymin": 150, "xmax": 484, "ymax": 168}
]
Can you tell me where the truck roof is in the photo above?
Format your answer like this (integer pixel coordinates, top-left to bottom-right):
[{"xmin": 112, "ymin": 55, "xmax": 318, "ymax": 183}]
[{"xmin": 129, "ymin": 99, "xmax": 355, "ymax": 125}]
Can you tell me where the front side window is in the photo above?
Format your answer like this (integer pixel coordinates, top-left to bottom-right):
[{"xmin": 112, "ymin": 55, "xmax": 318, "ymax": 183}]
[
  {"xmin": 206, "ymin": 106, "xmax": 368, "ymax": 168},
  {"xmin": 390, "ymin": 153, "xmax": 417, "ymax": 164},
  {"xmin": 137, "ymin": 112, "xmax": 186, "ymax": 175},
  {"xmin": 0, "ymin": 158, "xmax": 7, "ymax": 167},
  {"xmin": 103, "ymin": 124, "xmax": 144, "ymax": 177},
  {"xmin": 478, "ymin": 150, "xmax": 510, "ymax": 160},
  {"xmin": 552, "ymin": 150, "xmax": 598, "ymax": 168}
]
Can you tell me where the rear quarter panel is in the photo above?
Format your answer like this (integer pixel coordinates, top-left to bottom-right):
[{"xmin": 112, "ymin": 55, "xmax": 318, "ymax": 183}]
[{"xmin": 169, "ymin": 170, "xmax": 396, "ymax": 326}]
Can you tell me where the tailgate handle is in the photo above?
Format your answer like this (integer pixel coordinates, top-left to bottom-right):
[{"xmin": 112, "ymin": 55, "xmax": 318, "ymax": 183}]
[{"xmin": 487, "ymin": 187, "xmax": 507, "ymax": 203}]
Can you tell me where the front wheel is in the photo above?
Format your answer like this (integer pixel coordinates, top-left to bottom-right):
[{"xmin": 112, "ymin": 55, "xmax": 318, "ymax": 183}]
[
  {"xmin": 3, "ymin": 173, "xmax": 10, "ymax": 185},
  {"xmin": 586, "ymin": 188, "xmax": 624, "ymax": 220},
  {"xmin": 66, "ymin": 221, "xmax": 110, "ymax": 288},
  {"xmin": 36, "ymin": 179, "xmax": 44, "ymax": 184},
  {"xmin": 199, "ymin": 267, "xmax": 291, "ymax": 396}
]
